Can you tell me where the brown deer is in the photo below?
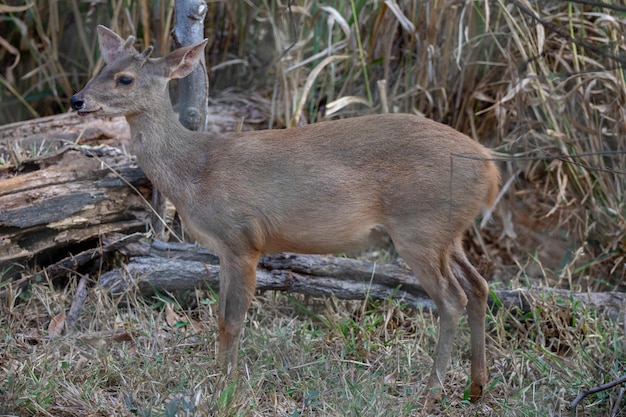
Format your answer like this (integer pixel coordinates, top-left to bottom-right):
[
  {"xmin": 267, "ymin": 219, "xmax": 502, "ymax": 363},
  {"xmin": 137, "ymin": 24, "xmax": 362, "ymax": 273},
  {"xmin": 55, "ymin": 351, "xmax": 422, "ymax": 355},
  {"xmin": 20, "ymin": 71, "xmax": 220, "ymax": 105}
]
[{"xmin": 71, "ymin": 26, "xmax": 499, "ymax": 402}]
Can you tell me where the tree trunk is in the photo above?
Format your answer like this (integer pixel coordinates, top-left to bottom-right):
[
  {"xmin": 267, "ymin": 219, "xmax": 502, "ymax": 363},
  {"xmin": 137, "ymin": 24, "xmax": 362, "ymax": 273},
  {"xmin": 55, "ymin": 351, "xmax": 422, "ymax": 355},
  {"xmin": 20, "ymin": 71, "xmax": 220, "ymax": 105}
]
[
  {"xmin": 172, "ymin": 0, "xmax": 209, "ymax": 131},
  {"xmin": 150, "ymin": 0, "xmax": 209, "ymax": 239}
]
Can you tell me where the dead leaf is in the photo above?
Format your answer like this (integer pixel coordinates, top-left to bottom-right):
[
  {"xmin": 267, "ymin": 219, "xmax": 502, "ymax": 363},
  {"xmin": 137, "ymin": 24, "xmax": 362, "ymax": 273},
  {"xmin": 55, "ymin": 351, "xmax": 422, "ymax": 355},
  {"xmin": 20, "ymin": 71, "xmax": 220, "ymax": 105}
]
[
  {"xmin": 78, "ymin": 329, "xmax": 139, "ymax": 348},
  {"xmin": 48, "ymin": 311, "xmax": 66, "ymax": 338},
  {"xmin": 0, "ymin": 3, "xmax": 34, "ymax": 13},
  {"xmin": 165, "ymin": 303, "xmax": 183, "ymax": 328},
  {"xmin": 384, "ymin": 372, "xmax": 397, "ymax": 384},
  {"xmin": 112, "ymin": 329, "xmax": 138, "ymax": 343},
  {"xmin": 190, "ymin": 320, "xmax": 204, "ymax": 332}
]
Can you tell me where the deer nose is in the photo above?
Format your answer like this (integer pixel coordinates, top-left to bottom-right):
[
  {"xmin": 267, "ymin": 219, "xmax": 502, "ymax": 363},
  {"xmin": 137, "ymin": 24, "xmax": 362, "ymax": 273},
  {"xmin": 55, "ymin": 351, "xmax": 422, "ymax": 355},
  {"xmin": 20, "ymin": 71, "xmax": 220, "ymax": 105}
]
[{"xmin": 70, "ymin": 95, "xmax": 85, "ymax": 111}]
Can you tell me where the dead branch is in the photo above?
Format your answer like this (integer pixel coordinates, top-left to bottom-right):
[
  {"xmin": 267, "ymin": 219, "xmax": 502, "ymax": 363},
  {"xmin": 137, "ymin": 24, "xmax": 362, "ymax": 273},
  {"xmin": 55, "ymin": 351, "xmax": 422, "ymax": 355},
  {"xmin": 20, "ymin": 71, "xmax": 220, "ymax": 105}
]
[
  {"xmin": 571, "ymin": 375, "xmax": 626, "ymax": 414},
  {"xmin": 98, "ymin": 240, "xmax": 626, "ymax": 315},
  {"xmin": 0, "ymin": 232, "xmax": 145, "ymax": 303}
]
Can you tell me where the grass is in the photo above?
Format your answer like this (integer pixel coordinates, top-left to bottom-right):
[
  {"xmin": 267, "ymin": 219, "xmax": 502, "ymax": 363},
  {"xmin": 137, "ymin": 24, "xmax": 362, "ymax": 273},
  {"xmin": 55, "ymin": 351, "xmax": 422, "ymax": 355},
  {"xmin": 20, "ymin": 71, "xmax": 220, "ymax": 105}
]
[
  {"xmin": 1, "ymin": 0, "xmax": 626, "ymax": 415},
  {"xmin": 0, "ymin": 277, "xmax": 623, "ymax": 416}
]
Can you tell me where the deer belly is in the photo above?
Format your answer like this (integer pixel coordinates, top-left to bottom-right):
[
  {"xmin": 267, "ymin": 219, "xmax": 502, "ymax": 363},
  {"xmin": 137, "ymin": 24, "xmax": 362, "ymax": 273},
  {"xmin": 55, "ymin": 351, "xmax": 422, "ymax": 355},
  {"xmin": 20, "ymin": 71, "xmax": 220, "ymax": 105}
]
[{"xmin": 262, "ymin": 219, "xmax": 385, "ymax": 255}]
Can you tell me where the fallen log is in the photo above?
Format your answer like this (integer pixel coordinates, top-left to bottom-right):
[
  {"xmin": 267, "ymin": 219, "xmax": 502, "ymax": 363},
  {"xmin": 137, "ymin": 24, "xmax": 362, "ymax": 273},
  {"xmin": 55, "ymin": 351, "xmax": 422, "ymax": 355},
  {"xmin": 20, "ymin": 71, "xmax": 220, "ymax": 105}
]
[
  {"xmin": 0, "ymin": 145, "xmax": 151, "ymax": 276},
  {"xmin": 99, "ymin": 240, "xmax": 626, "ymax": 316}
]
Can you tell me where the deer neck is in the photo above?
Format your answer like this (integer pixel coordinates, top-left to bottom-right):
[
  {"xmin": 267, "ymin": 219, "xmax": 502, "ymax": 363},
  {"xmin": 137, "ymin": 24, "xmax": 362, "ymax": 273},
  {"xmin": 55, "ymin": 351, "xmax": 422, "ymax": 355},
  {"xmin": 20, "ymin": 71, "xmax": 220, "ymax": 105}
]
[{"xmin": 125, "ymin": 92, "xmax": 202, "ymax": 200}]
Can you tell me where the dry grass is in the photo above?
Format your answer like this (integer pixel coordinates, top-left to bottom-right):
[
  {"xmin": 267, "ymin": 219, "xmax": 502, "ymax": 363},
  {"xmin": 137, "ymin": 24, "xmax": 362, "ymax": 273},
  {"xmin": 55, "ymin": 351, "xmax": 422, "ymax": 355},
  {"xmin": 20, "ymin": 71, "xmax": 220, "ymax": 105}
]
[
  {"xmin": 1, "ymin": 276, "xmax": 624, "ymax": 416},
  {"xmin": 1, "ymin": 0, "xmax": 626, "ymax": 415}
]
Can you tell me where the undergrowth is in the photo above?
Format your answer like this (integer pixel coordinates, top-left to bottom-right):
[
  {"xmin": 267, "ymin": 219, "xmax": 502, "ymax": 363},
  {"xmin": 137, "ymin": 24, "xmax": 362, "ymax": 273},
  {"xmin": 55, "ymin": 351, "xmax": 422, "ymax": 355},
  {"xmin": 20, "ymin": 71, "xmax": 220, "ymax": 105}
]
[{"xmin": 0, "ymin": 278, "xmax": 624, "ymax": 416}]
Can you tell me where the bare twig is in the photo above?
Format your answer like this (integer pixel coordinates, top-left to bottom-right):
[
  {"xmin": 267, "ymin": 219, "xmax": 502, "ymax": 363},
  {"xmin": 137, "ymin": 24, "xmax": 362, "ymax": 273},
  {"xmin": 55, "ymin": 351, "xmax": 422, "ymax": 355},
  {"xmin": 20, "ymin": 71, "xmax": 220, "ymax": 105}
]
[
  {"xmin": 571, "ymin": 375, "xmax": 626, "ymax": 411},
  {"xmin": 275, "ymin": 0, "xmax": 298, "ymax": 62},
  {"xmin": 451, "ymin": 150, "xmax": 626, "ymax": 175},
  {"xmin": 65, "ymin": 274, "xmax": 90, "ymax": 331},
  {"xmin": 567, "ymin": 0, "xmax": 626, "ymax": 13},
  {"xmin": 40, "ymin": 232, "xmax": 145, "ymax": 280},
  {"xmin": 612, "ymin": 387, "xmax": 625, "ymax": 417}
]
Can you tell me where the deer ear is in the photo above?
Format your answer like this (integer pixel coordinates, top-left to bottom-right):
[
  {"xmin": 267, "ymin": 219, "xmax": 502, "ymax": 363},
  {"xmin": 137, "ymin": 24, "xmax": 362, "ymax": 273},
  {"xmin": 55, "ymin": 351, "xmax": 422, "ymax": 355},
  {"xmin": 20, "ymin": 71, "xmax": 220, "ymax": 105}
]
[
  {"xmin": 97, "ymin": 25, "xmax": 137, "ymax": 64},
  {"xmin": 165, "ymin": 39, "xmax": 208, "ymax": 80}
]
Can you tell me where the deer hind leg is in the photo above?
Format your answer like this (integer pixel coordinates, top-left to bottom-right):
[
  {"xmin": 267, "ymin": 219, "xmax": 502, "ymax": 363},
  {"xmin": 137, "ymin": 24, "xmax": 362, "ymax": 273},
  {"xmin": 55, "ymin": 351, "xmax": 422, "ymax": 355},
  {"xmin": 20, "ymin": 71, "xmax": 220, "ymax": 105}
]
[
  {"xmin": 393, "ymin": 240, "xmax": 468, "ymax": 399},
  {"xmin": 451, "ymin": 240, "xmax": 488, "ymax": 401},
  {"xmin": 217, "ymin": 251, "xmax": 260, "ymax": 374}
]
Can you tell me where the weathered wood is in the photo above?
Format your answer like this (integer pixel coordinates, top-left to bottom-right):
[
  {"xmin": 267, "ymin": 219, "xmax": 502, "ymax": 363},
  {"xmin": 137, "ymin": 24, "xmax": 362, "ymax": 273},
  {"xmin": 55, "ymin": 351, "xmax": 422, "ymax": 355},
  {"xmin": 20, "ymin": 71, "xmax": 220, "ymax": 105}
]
[
  {"xmin": 98, "ymin": 240, "xmax": 626, "ymax": 316},
  {"xmin": 0, "ymin": 145, "xmax": 150, "ymax": 275},
  {"xmin": 98, "ymin": 252, "xmax": 437, "ymax": 311},
  {"xmin": 0, "ymin": 233, "xmax": 145, "ymax": 304},
  {"xmin": 0, "ymin": 112, "xmax": 131, "ymax": 152},
  {"xmin": 37, "ymin": 233, "xmax": 145, "ymax": 281}
]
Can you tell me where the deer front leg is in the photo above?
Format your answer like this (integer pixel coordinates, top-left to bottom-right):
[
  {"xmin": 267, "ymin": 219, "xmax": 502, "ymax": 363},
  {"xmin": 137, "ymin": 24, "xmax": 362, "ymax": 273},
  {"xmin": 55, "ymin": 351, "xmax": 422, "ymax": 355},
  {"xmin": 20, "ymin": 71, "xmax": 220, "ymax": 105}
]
[{"xmin": 217, "ymin": 252, "xmax": 260, "ymax": 374}]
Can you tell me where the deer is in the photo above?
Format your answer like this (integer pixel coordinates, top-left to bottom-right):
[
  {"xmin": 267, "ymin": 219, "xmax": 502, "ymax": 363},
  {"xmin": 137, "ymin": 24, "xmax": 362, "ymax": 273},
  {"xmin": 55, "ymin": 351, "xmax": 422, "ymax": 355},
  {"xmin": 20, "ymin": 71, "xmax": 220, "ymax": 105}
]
[{"xmin": 71, "ymin": 25, "xmax": 500, "ymax": 403}]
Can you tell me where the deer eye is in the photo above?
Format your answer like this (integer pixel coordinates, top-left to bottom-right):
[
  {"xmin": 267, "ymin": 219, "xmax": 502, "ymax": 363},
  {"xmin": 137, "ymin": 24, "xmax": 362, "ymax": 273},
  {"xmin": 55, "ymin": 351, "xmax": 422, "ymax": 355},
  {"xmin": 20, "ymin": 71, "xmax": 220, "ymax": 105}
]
[{"xmin": 118, "ymin": 76, "xmax": 133, "ymax": 86}]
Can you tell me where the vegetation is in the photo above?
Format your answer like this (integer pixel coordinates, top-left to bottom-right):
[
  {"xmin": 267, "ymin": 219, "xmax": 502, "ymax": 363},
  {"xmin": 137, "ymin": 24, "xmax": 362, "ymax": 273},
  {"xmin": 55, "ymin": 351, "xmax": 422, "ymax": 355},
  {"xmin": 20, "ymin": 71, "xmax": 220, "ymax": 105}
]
[
  {"xmin": 0, "ymin": 0, "xmax": 624, "ymax": 415},
  {"xmin": 1, "ymin": 284, "xmax": 624, "ymax": 416}
]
